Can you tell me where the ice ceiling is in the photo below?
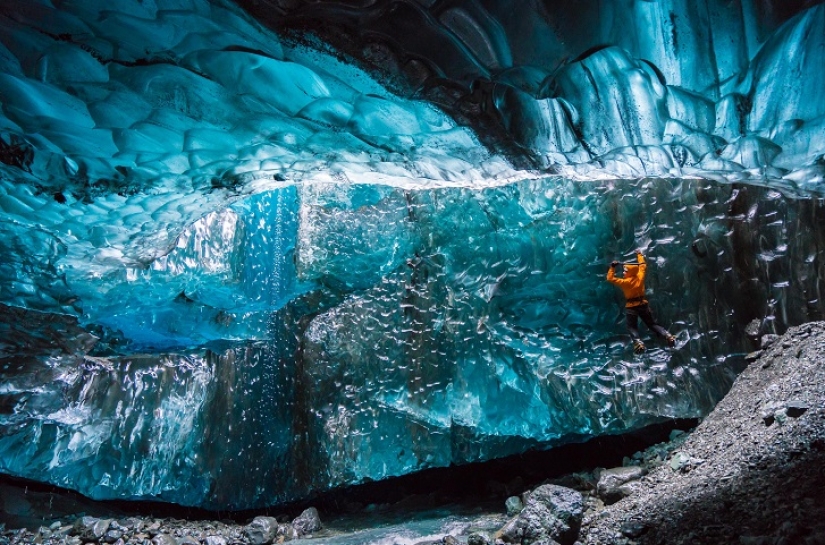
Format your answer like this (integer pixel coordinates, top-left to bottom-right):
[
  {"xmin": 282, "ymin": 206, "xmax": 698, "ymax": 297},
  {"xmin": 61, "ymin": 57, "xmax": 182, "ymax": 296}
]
[{"xmin": 1, "ymin": 0, "xmax": 824, "ymax": 509}]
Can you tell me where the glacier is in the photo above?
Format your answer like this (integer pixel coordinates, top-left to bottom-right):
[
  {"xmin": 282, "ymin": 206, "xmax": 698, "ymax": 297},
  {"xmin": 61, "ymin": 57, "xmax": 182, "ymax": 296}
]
[{"xmin": 0, "ymin": 0, "xmax": 824, "ymax": 510}]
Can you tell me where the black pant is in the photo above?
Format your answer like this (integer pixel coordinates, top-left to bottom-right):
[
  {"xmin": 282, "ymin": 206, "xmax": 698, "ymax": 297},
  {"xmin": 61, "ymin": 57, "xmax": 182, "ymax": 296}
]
[{"xmin": 626, "ymin": 303, "xmax": 669, "ymax": 341}]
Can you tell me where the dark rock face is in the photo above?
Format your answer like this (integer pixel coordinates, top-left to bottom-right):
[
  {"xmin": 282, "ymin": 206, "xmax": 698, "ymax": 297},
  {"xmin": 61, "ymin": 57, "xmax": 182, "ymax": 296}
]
[{"xmin": 579, "ymin": 321, "xmax": 825, "ymax": 545}]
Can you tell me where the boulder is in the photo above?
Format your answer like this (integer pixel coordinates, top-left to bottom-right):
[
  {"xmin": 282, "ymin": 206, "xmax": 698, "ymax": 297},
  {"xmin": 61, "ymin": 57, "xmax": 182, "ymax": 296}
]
[
  {"xmin": 505, "ymin": 495, "xmax": 524, "ymax": 515},
  {"xmin": 244, "ymin": 516, "xmax": 280, "ymax": 545},
  {"xmin": 498, "ymin": 484, "xmax": 583, "ymax": 545},
  {"xmin": 292, "ymin": 507, "xmax": 322, "ymax": 536},
  {"xmin": 596, "ymin": 466, "xmax": 645, "ymax": 504},
  {"xmin": 72, "ymin": 517, "xmax": 113, "ymax": 540}
]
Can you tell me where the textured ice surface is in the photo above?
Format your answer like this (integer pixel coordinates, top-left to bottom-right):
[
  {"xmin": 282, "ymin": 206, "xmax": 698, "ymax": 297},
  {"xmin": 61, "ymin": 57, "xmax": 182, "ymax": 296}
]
[
  {"xmin": 4, "ymin": 178, "xmax": 825, "ymax": 509},
  {"xmin": 1, "ymin": 0, "xmax": 825, "ymax": 509},
  {"xmin": 0, "ymin": 0, "xmax": 515, "ymax": 287},
  {"xmin": 256, "ymin": 0, "xmax": 825, "ymax": 180}
]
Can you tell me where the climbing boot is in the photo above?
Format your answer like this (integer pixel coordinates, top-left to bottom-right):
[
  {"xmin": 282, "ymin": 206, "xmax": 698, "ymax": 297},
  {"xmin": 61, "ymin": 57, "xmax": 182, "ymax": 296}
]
[
  {"xmin": 633, "ymin": 339, "xmax": 646, "ymax": 354},
  {"xmin": 665, "ymin": 334, "xmax": 676, "ymax": 347}
]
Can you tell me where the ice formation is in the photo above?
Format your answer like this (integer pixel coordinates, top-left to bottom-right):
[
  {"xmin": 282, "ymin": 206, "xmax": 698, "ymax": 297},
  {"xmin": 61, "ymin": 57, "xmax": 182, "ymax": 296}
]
[{"xmin": 0, "ymin": 0, "xmax": 824, "ymax": 509}]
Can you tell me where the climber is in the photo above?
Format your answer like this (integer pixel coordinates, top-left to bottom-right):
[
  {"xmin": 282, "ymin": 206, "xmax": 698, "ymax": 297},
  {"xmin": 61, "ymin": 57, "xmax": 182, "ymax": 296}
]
[{"xmin": 606, "ymin": 250, "xmax": 676, "ymax": 354}]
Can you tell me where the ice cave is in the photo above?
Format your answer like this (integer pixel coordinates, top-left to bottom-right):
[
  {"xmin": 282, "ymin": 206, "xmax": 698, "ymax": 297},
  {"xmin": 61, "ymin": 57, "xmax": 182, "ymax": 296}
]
[{"xmin": 0, "ymin": 0, "xmax": 824, "ymax": 511}]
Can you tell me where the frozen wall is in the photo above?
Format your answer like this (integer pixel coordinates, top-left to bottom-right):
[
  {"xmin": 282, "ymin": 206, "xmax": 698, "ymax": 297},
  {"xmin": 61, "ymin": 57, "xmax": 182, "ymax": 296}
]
[
  {"xmin": 0, "ymin": 0, "xmax": 824, "ymax": 509},
  {"xmin": 4, "ymin": 177, "xmax": 825, "ymax": 509}
]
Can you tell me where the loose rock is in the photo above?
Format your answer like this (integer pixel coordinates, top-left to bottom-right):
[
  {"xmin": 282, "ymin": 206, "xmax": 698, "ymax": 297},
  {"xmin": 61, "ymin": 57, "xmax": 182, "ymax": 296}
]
[
  {"xmin": 579, "ymin": 321, "xmax": 825, "ymax": 544},
  {"xmin": 291, "ymin": 507, "xmax": 322, "ymax": 536}
]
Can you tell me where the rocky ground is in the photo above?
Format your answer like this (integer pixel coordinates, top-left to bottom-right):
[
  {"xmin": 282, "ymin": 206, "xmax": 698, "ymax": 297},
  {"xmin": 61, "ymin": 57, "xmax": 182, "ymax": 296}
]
[
  {"xmin": 0, "ymin": 508, "xmax": 324, "ymax": 545},
  {"xmin": 483, "ymin": 321, "xmax": 825, "ymax": 545},
  {"xmin": 575, "ymin": 321, "xmax": 825, "ymax": 545},
  {"xmin": 2, "ymin": 322, "xmax": 825, "ymax": 545}
]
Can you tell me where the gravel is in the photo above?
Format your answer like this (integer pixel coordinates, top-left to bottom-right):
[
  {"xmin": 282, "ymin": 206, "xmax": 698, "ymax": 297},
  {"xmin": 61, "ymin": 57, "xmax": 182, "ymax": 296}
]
[{"xmin": 578, "ymin": 321, "xmax": 825, "ymax": 545}]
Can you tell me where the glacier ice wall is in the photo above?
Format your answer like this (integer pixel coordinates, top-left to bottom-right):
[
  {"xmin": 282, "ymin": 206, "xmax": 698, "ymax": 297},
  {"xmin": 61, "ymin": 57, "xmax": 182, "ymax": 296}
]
[
  {"xmin": 0, "ymin": 0, "xmax": 825, "ymax": 509},
  {"xmin": 4, "ymin": 177, "xmax": 825, "ymax": 509},
  {"xmin": 0, "ymin": 0, "xmax": 513, "ymax": 292}
]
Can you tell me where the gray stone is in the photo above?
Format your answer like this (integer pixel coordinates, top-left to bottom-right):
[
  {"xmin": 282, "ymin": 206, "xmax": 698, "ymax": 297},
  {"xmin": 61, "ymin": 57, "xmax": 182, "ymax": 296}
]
[
  {"xmin": 597, "ymin": 467, "xmax": 645, "ymax": 504},
  {"xmin": 244, "ymin": 516, "xmax": 280, "ymax": 545},
  {"xmin": 526, "ymin": 484, "xmax": 584, "ymax": 525},
  {"xmin": 616, "ymin": 482, "xmax": 642, "ymax": 499},
  {"xmin": 505, "ymin": 495, "xmax": 524, "ymax": 515},
  {"xmin": 204, "ymin": 537, "xmax": 228, "ymax": 545},
  {"xmin": 497, "ymin": 513, "xmax": 527, "ymax": 543},
  {"xmin": 277, "ymin": 523, "xmax": 298, "ymax": 541},
  {"xmin": 620, "ymin": 520, "xmax": 649, "ymax": 538},
  {"xmin": 146, "ymin": 521, "xmax": 162, "ymax": 536},
  {"xmin": 669, "ymin": 451, "xmax": 692, "ymax": 472},
  {"xmin": 151, "ymin": 534, "xmax": 178, "ymax": 545},
  {"xmin": 95, "ymin": 519, "xmax": 114, "ymax": 539},
  {"xmin": 761, "ymin": 334, "xmax": 780, "ymax": 348},
  {"xmin": 72, "ymin": 516, "xmax": 95, "ymax": 537},
  {"xmin": 499, "ymin": 485, "xmax": 583, "ymax": 545},
  {"xmin": 103, "ymin": 529, "xmax": 123, "ymax": 543},
  {"xmin": 73, "ymin": 517, "xmax": 113, "ymax": 540},
  {"xmin": 412, "ymin": 538, "xmax": 449, "ymax": 545},
  {"xmin": 124, "ymin": 518, "xmax": 145, "ymax": 532},
  {"xmin": 292, "ymin": 507, "xmax": 322, "ymax": 536},
  {"xmin": 745, "ymin": 318, "xmax": 761, "ymax": 337},
  {"xmin": 467, "ymin": 532, "xmax": 491, "ymax": 545}
]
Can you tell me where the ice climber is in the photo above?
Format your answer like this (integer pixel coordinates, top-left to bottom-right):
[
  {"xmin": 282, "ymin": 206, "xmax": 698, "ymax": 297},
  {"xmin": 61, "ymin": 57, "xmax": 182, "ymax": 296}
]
[{"xmin": 607, "ymin": 250, "xmax": 676, "ymax": 354}]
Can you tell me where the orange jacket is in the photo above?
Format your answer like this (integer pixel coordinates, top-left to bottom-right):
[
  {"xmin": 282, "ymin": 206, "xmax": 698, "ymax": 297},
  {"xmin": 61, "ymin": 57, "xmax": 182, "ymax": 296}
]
[{"xmin": 607, "ymin": 253, "xmax": 648, "ymax": 307}]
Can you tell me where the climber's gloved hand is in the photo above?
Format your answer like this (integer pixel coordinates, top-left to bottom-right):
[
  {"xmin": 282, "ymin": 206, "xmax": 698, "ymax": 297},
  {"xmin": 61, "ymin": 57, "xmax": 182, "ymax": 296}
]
[{"xmin": 611, "ymin": 261, "xmax": 619, "ymax": 268}]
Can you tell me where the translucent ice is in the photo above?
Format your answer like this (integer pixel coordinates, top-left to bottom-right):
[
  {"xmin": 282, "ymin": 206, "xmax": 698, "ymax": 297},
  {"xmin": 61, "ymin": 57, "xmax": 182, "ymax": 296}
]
[{"xmin": 4, "ymin": 177, "xmax": 825, "ymax": 509}]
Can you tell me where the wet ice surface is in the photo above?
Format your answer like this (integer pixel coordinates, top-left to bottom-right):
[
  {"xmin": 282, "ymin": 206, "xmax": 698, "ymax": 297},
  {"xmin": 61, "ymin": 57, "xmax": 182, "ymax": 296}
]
[
  {"xmin": 4, "ymin": 176, "xmax": 823, "ymax": 509},
  {"xmin": 302, "ymin": 509, "xmax": 507, "ymax": 545},
  {"xmin": 0, "ymin": 0, "xmax": 823, "ymax": 304},
  {"xmin": 0, "ymin": 0, "xmax": 517, "ymax": 307}
]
